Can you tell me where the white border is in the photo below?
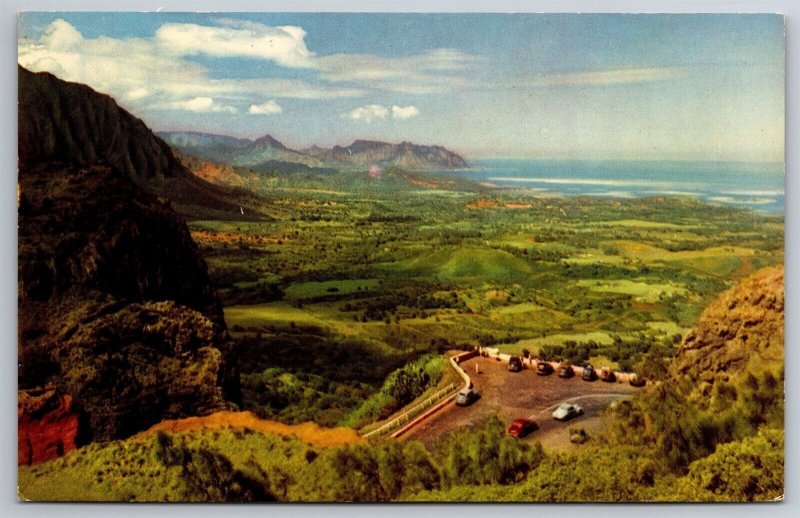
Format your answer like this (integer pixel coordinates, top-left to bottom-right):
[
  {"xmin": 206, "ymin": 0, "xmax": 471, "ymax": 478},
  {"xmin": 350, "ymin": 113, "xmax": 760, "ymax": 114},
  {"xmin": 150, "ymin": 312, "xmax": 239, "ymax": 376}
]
[{"xmin": 2, "ymin": 2, "xmax": 797, "ymax": 517}]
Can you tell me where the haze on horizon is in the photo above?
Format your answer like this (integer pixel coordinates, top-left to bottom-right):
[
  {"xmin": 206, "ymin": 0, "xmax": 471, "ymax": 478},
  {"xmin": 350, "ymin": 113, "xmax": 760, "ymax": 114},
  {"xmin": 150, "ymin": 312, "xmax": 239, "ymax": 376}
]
[{"xmin": 18, "ymin": 13, "xmax": 784, "ymax": 163}]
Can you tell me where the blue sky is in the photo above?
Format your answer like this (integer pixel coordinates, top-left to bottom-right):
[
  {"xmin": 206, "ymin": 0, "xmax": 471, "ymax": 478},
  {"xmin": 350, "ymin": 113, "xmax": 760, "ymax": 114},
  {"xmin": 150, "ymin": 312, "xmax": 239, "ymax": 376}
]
[{"xmin": 18, "ymin": 13, "xmax": 784, "ymax": 161}]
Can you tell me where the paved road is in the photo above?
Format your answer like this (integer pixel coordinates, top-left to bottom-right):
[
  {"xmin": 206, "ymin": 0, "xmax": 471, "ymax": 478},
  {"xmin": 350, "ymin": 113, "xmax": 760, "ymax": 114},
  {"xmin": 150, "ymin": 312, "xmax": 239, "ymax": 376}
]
[{"xmin": 403, "ymin": 355, "xmax": 642, "ymax": 449}]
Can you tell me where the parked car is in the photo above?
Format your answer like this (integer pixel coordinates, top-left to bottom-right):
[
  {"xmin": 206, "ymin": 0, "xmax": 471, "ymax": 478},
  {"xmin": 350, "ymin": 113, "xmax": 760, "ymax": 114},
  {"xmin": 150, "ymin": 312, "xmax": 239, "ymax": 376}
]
[
  {"xmin": 455, "ymin": 387, "xmax": 480, "ymax": 406},
  {"xmin": 582, "ymin": 364, "xmax": 597, "ymax": 381},
  {"xmin": 536, "ymin": 362, "xmax": 554, "ymax": 376},
  {"xmin": 600, "ymin": 368, "xmax": 616, "ymax": 382},
  {"xmin": 508, "ymin": 356, "xmax": 523, "ymax": 372},
  {"xmin": 552, "ymin": 402, "xmax": 583, "ymax": 421},
  {"xmin": 507, "ymin": 418, "xmax": 538, "ymax": 438},
  {"xmin": 558, "ymin": 364, "xmax": 575, "ymax": 378},
  {"xmin": 629, "ymin": 374, "xmax": 646, "ymax": 387}
]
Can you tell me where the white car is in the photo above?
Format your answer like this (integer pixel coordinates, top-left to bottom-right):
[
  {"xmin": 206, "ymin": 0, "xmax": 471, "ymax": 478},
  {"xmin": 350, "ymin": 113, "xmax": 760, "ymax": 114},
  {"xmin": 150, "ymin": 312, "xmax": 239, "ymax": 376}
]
[
  {"xmin": 455, "ymin": 387, "xmax": 480, "ymax": 406},
  {"xmin": 552, "ymin": 402, "xmax": 583, "ymax": 421}
]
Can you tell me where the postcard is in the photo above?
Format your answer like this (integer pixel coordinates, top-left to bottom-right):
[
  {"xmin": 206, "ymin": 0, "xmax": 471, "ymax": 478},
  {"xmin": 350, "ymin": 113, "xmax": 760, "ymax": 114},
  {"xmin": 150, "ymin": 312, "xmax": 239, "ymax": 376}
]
[{"xmin": 17, "ymin": 12, "xmax": 784, "ymax": 502}]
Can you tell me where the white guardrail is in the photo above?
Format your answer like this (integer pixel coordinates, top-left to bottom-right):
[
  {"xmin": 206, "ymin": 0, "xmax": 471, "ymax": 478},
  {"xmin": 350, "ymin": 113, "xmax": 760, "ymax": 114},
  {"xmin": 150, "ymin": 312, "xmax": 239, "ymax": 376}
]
[{"xmin": 363, "ymin": 350, "xmax": 477, "ymax": 439}]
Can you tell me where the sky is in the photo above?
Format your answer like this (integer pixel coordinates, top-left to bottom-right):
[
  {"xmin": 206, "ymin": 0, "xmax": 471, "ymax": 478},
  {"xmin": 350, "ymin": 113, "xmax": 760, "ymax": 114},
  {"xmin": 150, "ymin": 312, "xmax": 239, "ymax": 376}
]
[{"xmin": 17, "ymin": 13, "xmax": 785, "ymax": 162}]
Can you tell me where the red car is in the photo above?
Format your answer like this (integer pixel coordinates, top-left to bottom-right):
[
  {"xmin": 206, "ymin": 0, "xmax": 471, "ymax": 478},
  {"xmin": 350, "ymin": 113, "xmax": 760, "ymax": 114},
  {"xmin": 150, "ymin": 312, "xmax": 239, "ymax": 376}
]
[{"xmin": 507, "ymin": 418, "xmax": 538, "ymax": 438}]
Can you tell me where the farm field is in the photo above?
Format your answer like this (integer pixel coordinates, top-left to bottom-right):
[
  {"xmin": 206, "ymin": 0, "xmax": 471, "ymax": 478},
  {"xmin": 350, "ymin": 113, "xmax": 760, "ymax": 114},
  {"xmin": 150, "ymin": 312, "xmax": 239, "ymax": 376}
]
[{"xmin": 190, "ymin": 174, "xmax": 784, "ymax": 427}]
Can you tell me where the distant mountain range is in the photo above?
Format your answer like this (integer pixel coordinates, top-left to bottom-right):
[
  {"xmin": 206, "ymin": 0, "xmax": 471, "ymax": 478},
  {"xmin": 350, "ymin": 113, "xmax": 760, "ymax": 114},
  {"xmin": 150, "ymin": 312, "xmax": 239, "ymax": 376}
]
[{"xmin": 158, "ymin": 131, "xmax": 468, "ymax": 172}]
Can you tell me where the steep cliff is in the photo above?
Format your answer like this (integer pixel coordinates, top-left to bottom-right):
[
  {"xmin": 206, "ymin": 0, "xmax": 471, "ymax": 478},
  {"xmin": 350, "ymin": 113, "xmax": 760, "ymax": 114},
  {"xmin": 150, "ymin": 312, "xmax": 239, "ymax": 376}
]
[
  {"xmin": 18, "ymin": 67, "xmax": 241, "ymax": 446},
  {"xmin": 673, "ymin": 266, "xmax": 784, "ymax": 385}
]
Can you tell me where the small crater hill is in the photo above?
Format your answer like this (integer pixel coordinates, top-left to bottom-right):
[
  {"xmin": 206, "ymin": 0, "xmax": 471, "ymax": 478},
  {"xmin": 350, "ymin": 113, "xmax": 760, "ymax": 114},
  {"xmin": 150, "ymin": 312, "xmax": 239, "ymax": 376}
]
[
  {"xmin": 673, "ymin": 265, "xmax": 784, "ymax": 385},
  {"xmin": 18, "ymin": 67, "xmax": 241, "ymax": 448}
]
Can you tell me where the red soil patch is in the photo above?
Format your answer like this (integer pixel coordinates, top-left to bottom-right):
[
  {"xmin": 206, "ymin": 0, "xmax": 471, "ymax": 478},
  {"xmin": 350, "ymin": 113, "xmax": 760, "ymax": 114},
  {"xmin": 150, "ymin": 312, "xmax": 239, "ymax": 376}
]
[
  {"xmin": 18, "ymin": 389, "xmax": 79, "ymax": 465},
  {"xmin": 466, "ymin": 199, "xmax": 499, "ymax": 209},
  {"xmin": 186, "ymin": 161, "xmax": 246, "ymax": 187},
  {"xmin": 409, "ymin": 178, "xmax": 439, "ymax": 189},
  {"xmin": 135, "ymin": 411, "xmax": 364, "ymax": 447}
]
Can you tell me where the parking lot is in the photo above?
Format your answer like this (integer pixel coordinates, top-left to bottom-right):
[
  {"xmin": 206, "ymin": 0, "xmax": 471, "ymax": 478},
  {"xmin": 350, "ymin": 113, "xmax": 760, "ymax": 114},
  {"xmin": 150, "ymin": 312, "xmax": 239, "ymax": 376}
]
[{"xmin": 402, "ymin": 354, "xmax": 643, "ymax": 450}]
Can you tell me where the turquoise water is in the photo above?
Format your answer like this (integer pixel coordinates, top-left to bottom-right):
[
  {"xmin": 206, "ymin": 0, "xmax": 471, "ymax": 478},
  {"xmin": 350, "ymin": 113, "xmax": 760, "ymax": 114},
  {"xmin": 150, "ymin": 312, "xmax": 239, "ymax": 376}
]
[{"xmin": 447, "ymin": 159, "xmax": 785, "ymax": 215}]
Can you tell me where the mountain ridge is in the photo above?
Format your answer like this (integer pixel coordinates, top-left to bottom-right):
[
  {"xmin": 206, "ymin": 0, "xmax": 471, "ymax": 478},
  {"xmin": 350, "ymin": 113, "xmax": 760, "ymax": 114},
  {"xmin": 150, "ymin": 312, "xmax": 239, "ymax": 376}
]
[
  {"xmin": 18, "ymin": 66, "xmax": 262, "ymax": 219},
  {"xmin": 159, "ymin": 131, "xmax": 468, "ymax": 172}
]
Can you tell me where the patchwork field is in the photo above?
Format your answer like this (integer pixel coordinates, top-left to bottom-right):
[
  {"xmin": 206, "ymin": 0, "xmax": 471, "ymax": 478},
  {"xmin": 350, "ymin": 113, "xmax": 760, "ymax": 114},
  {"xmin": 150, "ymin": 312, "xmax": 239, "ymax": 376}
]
[{"xmin": 188, "ymin": 180, "xmax": 782, "ymax": 428}]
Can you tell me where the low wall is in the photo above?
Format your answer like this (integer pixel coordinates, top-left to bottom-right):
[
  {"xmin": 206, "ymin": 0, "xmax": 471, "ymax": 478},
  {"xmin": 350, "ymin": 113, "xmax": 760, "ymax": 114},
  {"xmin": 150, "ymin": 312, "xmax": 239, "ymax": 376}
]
[{"xmin": 479, "ymin": 348, "xmax": 639, "ymax": 383}]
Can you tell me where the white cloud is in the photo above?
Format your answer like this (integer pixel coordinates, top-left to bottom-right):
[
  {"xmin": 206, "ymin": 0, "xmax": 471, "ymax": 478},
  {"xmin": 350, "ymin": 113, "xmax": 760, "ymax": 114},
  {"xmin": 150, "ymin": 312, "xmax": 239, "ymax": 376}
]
[
  {"xmin": 165, "ymin": 96, "xmax": 238, "ymax": 113},
  {"xmin": 391, "ymin": 105, "xmax": 419, "ymax": 120},
  {"xmin": 347, "ymin": 104, "xmax": 389, "ymax": 123},
  {"xmin": 317, "ymin": 48, "xmax": 480, "ymax": 94},
  {"xmin": 154, "ymin": 21, "xmax": 316, "ymax": 69},
  {"xmin": 346, "ymin": 104, "xmax": 421, "ymax": 122},
  {"xmin": 18, "ymin": 19, "xmax": 477, "ymax": 122},
  {"xmin": 41, "ymin": 18, "xmax": 83, "ymax": 49},
  {"xmin": 523, "ymin": 67, "xmax": 689, "ymax": 87},
  {"xmin": 17, "ymin": 19, "xmax": 362, "ymax": 117},
  {"xmin": 248, "ymin": 100, "xmax": 283, "ymax": 115}
]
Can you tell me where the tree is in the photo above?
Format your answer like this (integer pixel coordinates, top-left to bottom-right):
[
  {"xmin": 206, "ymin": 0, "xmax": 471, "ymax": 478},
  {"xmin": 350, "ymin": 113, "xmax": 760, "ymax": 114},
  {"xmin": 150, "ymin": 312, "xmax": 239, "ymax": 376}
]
[
  {"xmin": 154, "ymin": 431, "xmax": 275, "ymax": 502},
  {"xmin": 672, "ymin": 429, "xmax": 783, "ymax": 501}
]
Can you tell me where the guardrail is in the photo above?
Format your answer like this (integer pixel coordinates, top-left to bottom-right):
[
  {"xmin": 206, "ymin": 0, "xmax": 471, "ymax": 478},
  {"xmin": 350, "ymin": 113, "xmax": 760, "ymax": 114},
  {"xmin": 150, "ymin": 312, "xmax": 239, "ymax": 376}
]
[
  {"xmin": 363, "ymin": 382, "xmax": 459, "ymax": 439},
  {"xmin": 362, "ymin": 349, "xmax": 480, "ymax": 440}
]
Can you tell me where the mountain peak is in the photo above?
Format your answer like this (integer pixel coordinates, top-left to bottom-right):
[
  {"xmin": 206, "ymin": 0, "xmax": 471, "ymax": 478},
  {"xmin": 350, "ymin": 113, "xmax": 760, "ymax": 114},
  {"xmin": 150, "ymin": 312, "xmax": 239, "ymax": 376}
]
[{"xmin": 252, "ymin": 134, "xmax": 288, "ymax": 150}]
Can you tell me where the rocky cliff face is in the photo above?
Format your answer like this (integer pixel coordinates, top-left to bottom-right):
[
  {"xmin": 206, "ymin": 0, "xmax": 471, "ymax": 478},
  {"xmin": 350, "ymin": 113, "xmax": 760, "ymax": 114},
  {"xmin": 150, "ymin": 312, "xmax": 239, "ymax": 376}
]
[
  {"xmin": 673, "ymin": 266, "xmax": 784, "ymax": 384},
  {"xmin": 18, "ymin": 67, "xmax": 241, "ymax": 447},
  {"xmin": 18, "ymin": 388, "xmax": 79, "ymax": 465},
  {"xmin": 19, "ymin": 162, "xmax": 223, "ymax": 322},
  {"xmin": 18, "ymin": 66, "xmax": 181, "ymax": 180}
]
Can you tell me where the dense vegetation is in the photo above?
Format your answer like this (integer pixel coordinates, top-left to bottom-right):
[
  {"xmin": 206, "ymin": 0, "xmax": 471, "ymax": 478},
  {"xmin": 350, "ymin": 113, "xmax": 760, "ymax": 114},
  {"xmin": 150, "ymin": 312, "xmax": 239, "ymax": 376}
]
[
  {"xmin": 19, "ymin": 374, "xmax": 783, "ymax": 502},
  {"xmin": 189, "ymin": 169, "xmax": 781, "ymax": 425},
  {"xmin": 19, "ymin": 175, "xmax": 784, "ymax": 502},
  {"xmin": 18, "ymin": 65, "xmax": 784, "ymax": 503}
]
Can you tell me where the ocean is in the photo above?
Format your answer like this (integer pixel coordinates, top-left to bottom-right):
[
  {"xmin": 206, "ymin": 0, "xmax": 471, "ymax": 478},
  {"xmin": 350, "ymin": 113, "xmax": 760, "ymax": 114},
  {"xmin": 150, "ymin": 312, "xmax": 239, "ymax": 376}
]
[{"xmin": 446, "ymin": 159, "xmax": 785, "ymax": 215}]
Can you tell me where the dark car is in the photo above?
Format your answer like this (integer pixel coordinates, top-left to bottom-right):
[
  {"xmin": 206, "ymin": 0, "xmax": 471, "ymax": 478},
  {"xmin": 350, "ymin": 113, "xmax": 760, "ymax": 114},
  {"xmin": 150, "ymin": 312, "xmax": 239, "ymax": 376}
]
[
  {"xmin": 600, "ymin": 368, "xmax": 616, "ymax": 382},
  {"xmin": 455, "ymin": 387, "xmax": 480, "ymax": 406},
  {"xmin": 629, "ymin": 374, "xmax": 646, "ymax": 387},
  {"xmin": 507, "ymin": 418, "xmax": 538, "ymax": 438},
  {"xmin": 508, "ymin": 356, "xmax": 523, "ymax": 373},
  {"xmin": 582, "ymin": 364, "xmax": 597, "ymax": 381},
  {"xmin": 558, "ymin": 364, "xmax": 575, "ymax": 378},
  {"xmin": 536, "ymin": 362, "xmax": 554, "ymax": 376}
]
